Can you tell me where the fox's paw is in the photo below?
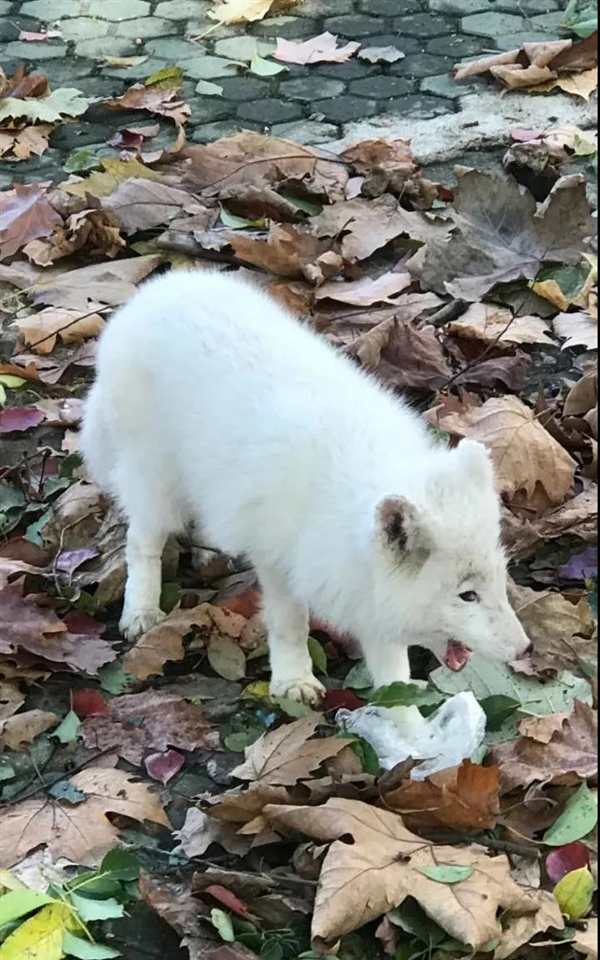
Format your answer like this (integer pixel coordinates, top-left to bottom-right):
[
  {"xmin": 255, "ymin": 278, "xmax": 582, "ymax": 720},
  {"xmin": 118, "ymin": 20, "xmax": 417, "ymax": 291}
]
[
  {"xmin": 120, "ymin": 607, "xmax": 165, "ymax": 641},
  {"xmin": 270, "ymin": 675, "xmax": 326, "ymax": 706}
]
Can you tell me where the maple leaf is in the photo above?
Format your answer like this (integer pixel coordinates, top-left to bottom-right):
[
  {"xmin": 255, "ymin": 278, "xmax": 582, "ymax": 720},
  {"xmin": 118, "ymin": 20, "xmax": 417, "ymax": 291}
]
[
  {"xmin": 62, "ymin": 156, "xmax": 166, "ymax": 199},
  {"xmin": 0, "ymin": 87, "xmax": 93, "ymax": 123},
  {"xmin": 447, "ymin": 303, "xmax": 553, "ymax": 346},
  {"xmin": 26, "ymin": 254, "xmax": 162, "ymax": 310},
  {"xmin": 431, "ymin": 394, "xmax": 577, "ymax": 513},
  {"xmin": 209, "ymin": 0, "xmax": 302, "ymax": 25},
  {"xmin": 230, "ymin": 715, "xmax": 352, "ymax": 785},
  {"xmin": 509, "ymin": 582, "xmax": 596, "ymax": 674},
  {"xmin": 101, "ymin": 179, "xmax": 207, "ymax": 234},
  {"xmin": 228, "ymin": 223, "xmax": 342, "ymax": 282},
  {"xmin": 274, "ymin": 32, "xmax": 360, "ymax": 65},
  {"xmin": 0, "ymin": 124, "xmax": 53, "ymax": 161},
  {"xmin": 104, "ymin": 81, "xmax": 191, "ymax": 126},
  {"xmin": 0, "ymin": 183, "xmax": 62, "ymax": 260},
  {"xmin": 1, "ymin": 767, "xmax": 170, "ymax": 867},
  {"xmin": 263, "ymin": 797, "xmax": 542, "ymax": 950},
  {"xmin": 15, "ymin": 305, "xmax": 106, "ymax": 354},
  {"xmin": 339, "ymin": 139, "xmax": 439, "ymax": 207},
  {"xmin": 490, "ymin": 700, "xmax": 597, "ymax": 792},
  {"xmin": 380, "ymin": 759, "xmax": 500, "ymax": 831},
  {"xmin": 23, "ymin": 208, "xmax": 125, "ymax": 265},
  {"xmin": 343, "ymin": 315, "xmax": 452, "ymax": 392}
]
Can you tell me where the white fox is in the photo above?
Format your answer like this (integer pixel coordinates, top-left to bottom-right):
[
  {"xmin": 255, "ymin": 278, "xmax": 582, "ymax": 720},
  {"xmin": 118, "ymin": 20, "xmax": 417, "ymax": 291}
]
[{"xmin": 81, "ymin": 270, "xmax": 530, "ymax": 704}]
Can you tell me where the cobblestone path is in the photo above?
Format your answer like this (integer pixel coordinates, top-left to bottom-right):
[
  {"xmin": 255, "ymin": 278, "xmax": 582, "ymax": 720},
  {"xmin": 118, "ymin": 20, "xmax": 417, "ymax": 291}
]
[{"xmin": 0, "ymin": 0, "xmax": 595, "ymax": 190}]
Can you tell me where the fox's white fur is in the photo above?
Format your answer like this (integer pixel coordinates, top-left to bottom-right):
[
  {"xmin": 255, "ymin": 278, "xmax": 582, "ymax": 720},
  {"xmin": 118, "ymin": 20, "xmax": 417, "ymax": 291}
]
[{"xmin": 81, "ymin": 271, "xmax": 530, "ymax": 704}]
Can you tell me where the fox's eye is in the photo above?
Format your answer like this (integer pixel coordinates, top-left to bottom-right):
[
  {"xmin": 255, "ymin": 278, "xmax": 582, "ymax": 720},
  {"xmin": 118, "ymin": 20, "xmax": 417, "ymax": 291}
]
[{"xmin": 459, "ymin": 590, "xmax": 479, "ymax": 602}]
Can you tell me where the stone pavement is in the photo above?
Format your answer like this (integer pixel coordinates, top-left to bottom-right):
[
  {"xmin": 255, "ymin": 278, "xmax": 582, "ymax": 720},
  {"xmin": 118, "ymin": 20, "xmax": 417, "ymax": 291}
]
[{"xmin": 0, "ymin": 0, "xmax": 597, "ymax": 189}]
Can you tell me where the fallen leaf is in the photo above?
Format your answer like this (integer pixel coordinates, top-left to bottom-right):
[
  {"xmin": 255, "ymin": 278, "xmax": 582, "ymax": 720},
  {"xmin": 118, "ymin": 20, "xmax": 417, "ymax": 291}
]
[
  {"xmin": 573, "ymin": 918, "xmax": 598, "ymax": 958},
  {"xmin": 339, "ymin": 139, "xmax": 439, "ymax": 208},
  {"xmin": 208, "ymin": 635, "xmax": 246, "ymax": 681},
  {"xmin": 105, "ymin": 80, "xmax": 191, "ymax": 126},
  {"xmin": 26, "ymin": 254, "xmax": 162, "ymax": 310},
  {"xmin": 80, "ymin": 688, "xmax": 220, "ymax": 765},
  {"xmin": 230, "ymin": 715, "xmax": 352, "ymax": 785},
  {"xmin": 490, "ymin": 701, "xmax": 597, "ymax": 792},
  {"xmin": 0, "ymin": 406, "xmax": 45, "ymax": 433},
  {"xmin": 554, "ymin": 866, "xmax": 594, "ymax": 919},
  {"xmin": 431, "ymin": 394, "xmax": 577, "ymax": 512},
  {"xmin": 15, "ymin": 306, "xmax": 106, "ymax": 354},
  {"xmin": 101, "ymin": 179, "xmax": 207, "ymax": 234},
  {"xmin": 62, "ymin": 156, "xmax": 166, "ymax": 199},
  {"xmin": 102, "ymin": 54, "xmax": 149, "ymax": 68},
  {"xmin": 344, "ymin": 315, "xmax": 452, "ymax": 391},
  {"xmin": 145, "ymin": 749, "xmax": 186, "ymax": 784},
  {"xmin": 209, "ymin": 0, "xmax": 303, "ymax": 26},
  {"xmin": 554, "ymin": 310, "xmax": 598, "ymax": 350},
  {"xmin": 0, "ymin": 183, "xmax": 62, "ymax": 260},
  {"xmin": 357, "ymin": 46, "xmax": 405, "ymax": 63},
  {"xmin": 509, "ymin": 584, "xmax": 596, "ymax": 674},
  {"xmin": 413, "ymin": 172, "xmax": 596, "ymax": 301},
  {"xmin": 0, "ymin": 87, "xmax": 93, "ymax": 124},
  {"xmin": 0, "ymin": 680, "xmax": 25, "ymax": 720},
  {"xmin": 0, "ymin": 124, "xmax": 53, "ymax": 161},
  {"xmin": 228, "ymin": 223, "xmax": 342, "ymax": 282},
  {"xmin": 23, "ymin": 208, "xmax": 125, "ymax": 265},
  {"xmin": 274, "ymin": 32, "xmax": 360, "ymax": 65},
  {"xmin": 546, "ymin": 842, "xmax": 591, "ymax": 882},
  {"xmin": 0, "ymin": 709, "xmax": 58, "ymax": 751},
  {"xmin": 0, "ymin": 901, "xmax": 80, "ymax": 960},
  {"xmin": 138, "ymin": 870, "xmax": 218, "ymax": 958},
  {"xmin": 535, "ymin": 68, "xmax": 598, "ymax": 101},
  {"xmin": 544, "ymin": 782, "xmax": 598, "ymax": 846},
  {"xmin": 263, "ymin": 797, "xmax": 540, "ymax": 950},
  {"xmin": 173, "ymin": 806, "xmax": 252, "ymax": 858},
  {"xmin": 494, "ymin": 890, "xmax": 564, "ymax": 959},
  {"xmin": 1, "ymin": 767, "xmax": 170, "ymax": 868},
  {"xmin": 447, "ymin": 303, "xmax": 553, "ymax": 345},
  {"xmin": 380, "ymin": 760, "xmax": 500, "ymax": 831},
  {"xmin": 315, "ymin": 271, "xmax": 412, "ymax": 306}
]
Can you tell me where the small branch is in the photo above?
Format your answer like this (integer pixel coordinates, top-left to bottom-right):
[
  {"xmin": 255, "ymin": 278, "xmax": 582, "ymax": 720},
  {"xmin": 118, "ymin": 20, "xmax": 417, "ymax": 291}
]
[
  {"xmin": 427, "ymin": 299, "xmax": 468, "ymax": 328},
  {"xmin": 423, "ymin": 830, "xmax": 541, "ymax": 858},
  {"xmin": 2, "ymin": 746, "xmax": 115, "ymax": 806}
]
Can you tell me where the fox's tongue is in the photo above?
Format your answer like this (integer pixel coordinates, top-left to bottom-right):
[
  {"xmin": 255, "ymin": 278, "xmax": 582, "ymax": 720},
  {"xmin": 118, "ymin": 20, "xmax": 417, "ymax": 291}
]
[{"xmin": 444, "ymin": 640, "xmax": 471, "ymax": 672}]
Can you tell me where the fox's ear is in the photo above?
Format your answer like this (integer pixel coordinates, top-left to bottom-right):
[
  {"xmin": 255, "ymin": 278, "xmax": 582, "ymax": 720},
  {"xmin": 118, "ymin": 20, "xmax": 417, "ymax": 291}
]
[{"xmin": 376, "ymin": 496, "xmax": 432, "ymax": 561}]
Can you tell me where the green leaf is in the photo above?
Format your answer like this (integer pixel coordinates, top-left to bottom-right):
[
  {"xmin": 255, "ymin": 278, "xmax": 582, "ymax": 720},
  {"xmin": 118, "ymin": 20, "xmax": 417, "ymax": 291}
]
[
  {"xmin": 160, "ymin": 581, "xmax": 181, "ymax": 614},
  {"xmin": 544, "ymin": 782, "xmax": 598, "ymax": 846},
  {"xmin": 0, "ymin": 889, "xmax": 55, "ymax": 925},
  {"xmin": 343, "ymin": 660, "xmax": 373, "ymax": 693},
  {"xmin": 479, "ymin": 695, "xmax": 521, "ymax": 731},
  {"xmin": 553, "ymin": 867, "xmax": 594, "ymax": 919},
  {"xmin": 63, "ymin": 930, "xmax": 121, "ymax": 959},
  {"xmin": 99, "ymin": 849, "xmax": 140, "ymax": 883},
  {"xmin": 388, "ymin": 898, "xmax": 450, "ymax": 946},
  {"xmin": 308, "ymin": 636, "xmax": 328, "ymax": 675},
  {"xmin": 415, "ymin": 865, "xmax": 474, "ymax": 884},
  {"xmin": 145, "ymin": 65, "xmax": 183, "ymax": 88},
  {"xmin": 220, "ymin": 207, "xmax": 265, "ymax": 229},
  {"xmin": 272, "ymin": 696, "xmax": 316, "ymax": 718},
  {"xmin": 210, "ymin": 908, "xmax": 235, "ymax": 942},
  {"xmin": 48, "ymin": 780, "xmax": 86, "ymax": 803},
  {"xmin": 64, "ymin": 148, "xmax": 101, "ymax": 174},
  {"xmin": 261, "ymin": 940, "xmax": 284, "ymax": 960},
  {"xmin": 343, "ymin": 733, "xmax": 381, "ymax": 775},
  {"xmin": 98, "ymin": 662, "xmax": 136, "ymax": 695},
  {"xmin": 70, "ymin": 892, "xmax": 124, "ymax": 922},
  {"xmin": 250, "ymin": 54, "xmax": 288, "ymax": 76},
  {"xmin": 24, "ymin": 507, "xmax": 52, "ymax": 546},
  {"xmin": 0, "ymin": 375, "xmax": 26, "ymax": 389},
  {"xmin": 279, "ymin": 193, "xmax": 323, "ymax": 216},
  {"xmin": 195, "ymin": 80, "xmax": 224, "ymax": 96},
  {"xmin": 370, "ymin": 682, "xmax": 444, "ymax": 709},
  {"xmin": 0, "ymin": 88, "xmax": 94, "ymax": 123},
  {"xmin": 51, "ymin": 710, "xmax": 81, "ymax": 744},
  {"xmin": 224, "ymin": 729, "xmax": 262, "ymax": 752},
  {"xmin": 207, "ymin": 635, "xmax": 246, "ymax": 681}
]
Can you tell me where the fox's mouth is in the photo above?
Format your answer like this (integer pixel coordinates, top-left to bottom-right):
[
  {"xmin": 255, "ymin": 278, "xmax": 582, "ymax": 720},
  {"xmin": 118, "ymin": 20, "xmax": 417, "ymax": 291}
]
[{"xmin": 444, "ymin": 640, "xmax": 472, "ymax": 672}]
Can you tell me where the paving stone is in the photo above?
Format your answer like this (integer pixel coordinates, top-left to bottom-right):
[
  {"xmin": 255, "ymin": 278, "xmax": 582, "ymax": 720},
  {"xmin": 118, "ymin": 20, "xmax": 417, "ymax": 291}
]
[
  {"xmin": 101, "ymin": 57, "xmax": 167, "ymax": 80},
  {"xmin": 391, "ymin": 53, "xmax": 454, "ymax": 78},
  {"xmin": 34, "ymin": 59, "xmax": 96, "ymax": 82},
  {"xmin": 271, "ymin": 119, "xmax": 339, "ymax": 145},
  {"xmin": 294, "ymin": 0, "xmax": 356, "ymax": 16},
  {"xmin": 75, "ymin": 37, "xmax": 137, "ymax": 58},
  {"xmin": 359, "ymin": 0, "xmax": 423, "ymax": 13},
  {"xmin": 420, "ymin": 72, "xmax": 479, "ymax": 98},
  {"xmin": 237, "ymin": 99, "xmax": 303, "ymax": 125},
  {"xmin": 188, "ymin": 98, "xmax": 234, "ymax": 123},
  {"xmin": 58, "ymin": 17, "xmax": 110, "ymax": 40},
  {"xmin": 384, "ymin": 94, "xmax": 455, "ymax": 118},
  {"xmin": 361, "ymin": 35, "xmax": 422, "ymax": 54},
  {"xmin": 495, "ymin": 31, "xmax": 562, "ymax": 48},
  {"xmin": 51, "ymin": 116, "xmax": 144, "ymax": 150},
  {"xmin": 155, "ymin": 0, "xmax": 211, "ymax": 17},
  {"xmin": 214, "ymin": 37, "xmax": 275, "ymax": 60},
  {"xmin": 114, "ymin": 17, "xmax": 179, "ymax": 39},
  {"xmin": 531, "ymin": 11, "xmax": 567, "ymax": 30},
  {"xmin": 350, "ymin": 75, "xmax": 415, "ymax": 98},
  {"xmin": 0, "ymin": 1, "xmax": 13, "ymax": 12},
  {"xmin": 436, "ymin": 0, "xmax": 562, "ymax": 9},
  {"xmin": 393, "ymin": 13, "xmax": 457, "ymax": 36},
  {"xmin": 187, "ymin": 19, "xmax": 239, "ymax": 38},
  {"xmin": 85, "ymin": 0, "xmax": 151, "ymax": 19},
  {"xmin": 313, "ymin": 95, "xmax": 378, "ymax": 123},
  {"xmin": 324, "ymin": 15, "xmax": 389, "ymax": 37},
  {"xmin": 315, "ymin": 61, "xmax": 379, "ymax": 80},
  {"xmin": 461, "ymin": 12, "xmax": 526, "ymax": 37},
  {"xmin": 280, "ymin": 77, "xmax": 346, "ymax": 102},
  {"xmin": 20, "ymin": 0, "xmax": 83, "ymax": 17},
  {"xmin": 189, "ymin": 119, "xmax": 245, "ymax": 143},
  {"xmin": 4, "ymin": 40, "xmax": 68, "ymax": 59},
  {"xmin": 250, "ymin": 16, "xmax": 318, "ymax": 38},
  {"xmin": 0, "ymin": 18, "xmax": 25, "ymax": 41},
  {"xmin": 145, "ymin": 37, "xmax": 206, "ymax": 59},
  {"xmin": 70, "ymin": 76, "xmax": 126, "ymax": 98},
  {"xmin": 181, "ymin": 56, "xmax": 239, "ymax": 80},
  {"xmin": 427, "ymin": 34, "xmax": 490, "ymax": 57},
  {"xmin": 217, "ymin": 77, "xmax": 270, "ymax": 101}
]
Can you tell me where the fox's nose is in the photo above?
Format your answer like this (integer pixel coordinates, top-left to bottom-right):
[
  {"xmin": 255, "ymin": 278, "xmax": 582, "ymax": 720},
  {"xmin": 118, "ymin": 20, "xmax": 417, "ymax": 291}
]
[{"xmin": 516, "ymin": 642, "xmax": 534, "ymax": 660}]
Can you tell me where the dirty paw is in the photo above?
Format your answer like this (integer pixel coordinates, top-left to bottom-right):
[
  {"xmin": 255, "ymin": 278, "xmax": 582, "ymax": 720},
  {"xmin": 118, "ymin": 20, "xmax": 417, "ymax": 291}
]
[
  {"xmin": 270, "ymin": 676, "xmax": 326, "ymax": 706},
  {"xmin": 120, "ymin": 607, "xmax": 166, "ymax": 641}
]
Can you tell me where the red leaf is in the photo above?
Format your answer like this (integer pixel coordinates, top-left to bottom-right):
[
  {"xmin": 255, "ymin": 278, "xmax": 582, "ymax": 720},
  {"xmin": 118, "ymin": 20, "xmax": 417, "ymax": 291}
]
[
  {"xmin": 0, "ymin": 407, "xmax": 45, "ymax": 434},
  {"xmin": 72, "ymin": 688, "xmax": 109, "ymax": 718},
  {"xmin": 546, "ymin": 842, "xmax": 591, "ymax": 883},
  {"xmin": 203, "ymin": 884, "xmax": 253, "ymax": 920},
  {"xmin": 222, "ymin": 589, "xmax": 261, "ymax": 619},
  {"xmin": 63, "ymin": 611, "xmax": 105, "ymax": 636},
  {"xmin": 321, "ymin": 688, "xmax": 365, "ymax": 712},
  {"xmin": 144, "ymin": 749, "xmax": 185, "ymax": 784}
]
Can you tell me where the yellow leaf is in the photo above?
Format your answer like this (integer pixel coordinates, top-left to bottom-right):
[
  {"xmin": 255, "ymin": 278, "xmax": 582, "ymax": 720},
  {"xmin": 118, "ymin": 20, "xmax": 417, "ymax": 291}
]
[
  {"xmin": 242, "ymin": 680, "xmax": 271, "ymax": 701},
  {"xmin": 63, "ymin": 157, "xmax": 165, "ymax": 198},
  {"xmin": 0, "ymin": 901, "xmax": 79, "ymax": 960},
  {"xmin": 209, "ymin": 0, "xmax": 303, "ymax": 25},
  {"xmin": 533, "ymin": 68, "xmax": 598, "ymax": 101},
  {"xmin": 554, "ymin": 867, "xmax": 595, "ymax": 920},
  {"xmin": 0, "ymin": 869, "xmax": 26, "ymax": 895}
]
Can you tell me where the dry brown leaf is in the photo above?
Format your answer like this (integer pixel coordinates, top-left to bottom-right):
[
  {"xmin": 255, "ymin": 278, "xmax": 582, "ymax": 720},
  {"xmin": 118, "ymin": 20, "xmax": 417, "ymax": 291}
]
[
  {"xmin": 311, "ymin": 194, "xmax": 449, "ymax": 261},
  {"xmin": 123, "ymin": 603, "xmax": 246, "ymax": 680},
  {"xmin": 204, "ymin": 782, "xmax": 292, "ymax": 825},
  {"xmin": 23, "ymin": 208, "xmax": 125, "ymax": 265},
  {"xmin": 339, "ymin": 139, "xmax": 439, "ymax": 208},
  {"xmin": 447, "ymin": 303, "xmax": 553, "ymax": 346},
  {"xmin": 509, "ymin": 582, "xmax": 596, "ymax": 674},
  {"xmin": 228, "ymin": 223, "xmax": 342, "ymax": 282},
  {"xmin": 101, "ymin": 179, "xmax": 207, "ymax": 235},
  {"xmin": 1, "ymin": 766, "xmax": 170, "ymax": 868},
  {"xmin": 534, "ymin": 68, "xmax": 598, "ymax": 100},
  {"xmin": 0, "ymin": 708, "xmax": 58, "ymax": 751},
  {"xmin": 344, "ymin": 315, "xmax": 452, "ymax": 392},
  {"xmin": 138, "ymin": 871, "xmax": 219, "ymax": 960},
  {"xmin": 0, "ymin": 183, "xmax": 62, "ymax": 260},
  {"xmin": 573, "ymin": 918, "xmax": 598, "ymax": 958},
  {"xmin": 565, "ymin": 369, "xmax": 597, "ymax": 419},
  {"xmin": 263, "ymin": 797, "xmax": 540, "ymax": 950},
  {"xmin": 490, "ymin": 700, "xmax": 597, "ymax": 793},
  {"xmin": 0, "ymin": 124, "xmax": 53, "ymax": 161},
  {"xmin": 554, "ymin": 310, "xmax": 598, "ymax": 350},
  {"xmin": 380, "ymin": 760, "xmax": 500, "ymax": 831},
  {"xmin": 517, "ymin": 713, "xmax": 571, "ymax": 743},
  {"xmin": 315, "ymin": 271, "xmax": 411, "ymax": 306},
  {"xmin": 209, "ymin": 0, "xmax": 302, "ymax": 26},
  {"xmin": 431, "ymin": 395, "xmax": 577, "ymax": 512},
  {"xmin": 27, "ymin": 254, "xmax": 162, "ymax": 310},
  {"xmin": 274, "ymin": 32, "xmax": 360, "ymax": 65},
  {"xmin": 62, "ymin": 157, "xmax": 166, "ymax": 200},
  {"xmin": 495, "ymin": 890, "xmax": 564, "ymax": 959},
  {"xmin": 0, "ymin": 679, "xmax": 25, "ymax": 720},
  {"xmin": 15, "ymin": 306, "xmax": 106, "ymax": 354},
  {"xmin": 230, "ymin": 716, "xmax": 351, "ymax": 786},
  {"xmin": 105, "ymin": 82, "xmax": 190, "ymax": 126}
]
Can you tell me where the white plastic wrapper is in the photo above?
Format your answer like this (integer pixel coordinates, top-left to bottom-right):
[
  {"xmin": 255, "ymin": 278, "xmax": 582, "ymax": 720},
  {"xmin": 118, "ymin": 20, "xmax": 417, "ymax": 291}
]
[{"xmin": 337, "ymin": 691, "xmax": 487, "ymax": 780}]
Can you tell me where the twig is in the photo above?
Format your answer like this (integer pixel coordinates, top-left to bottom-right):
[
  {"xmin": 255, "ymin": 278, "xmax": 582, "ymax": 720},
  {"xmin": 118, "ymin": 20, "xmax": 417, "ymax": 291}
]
[
  {"xmin": 423, "ymin": 831, "xmax": 541, "ymax": 858},
  {"xmin": 1, "ymin": 746, "xmax": 115, "ymax": 806},
  {"xmin": 427, "ymin": 299, "xmax": 468, "ymax": 328}
]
